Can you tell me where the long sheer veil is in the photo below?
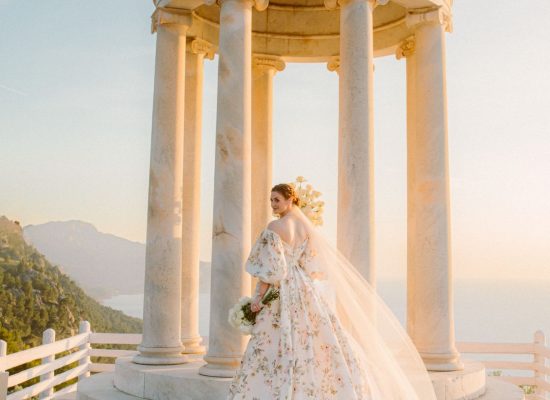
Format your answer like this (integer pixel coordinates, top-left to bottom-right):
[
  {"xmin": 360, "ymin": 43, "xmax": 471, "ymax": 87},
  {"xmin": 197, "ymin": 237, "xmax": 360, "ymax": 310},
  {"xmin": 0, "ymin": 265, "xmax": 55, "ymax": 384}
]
[{"xmin": 291, "ymin": 206, "xmax": 437, "ymax": 399}]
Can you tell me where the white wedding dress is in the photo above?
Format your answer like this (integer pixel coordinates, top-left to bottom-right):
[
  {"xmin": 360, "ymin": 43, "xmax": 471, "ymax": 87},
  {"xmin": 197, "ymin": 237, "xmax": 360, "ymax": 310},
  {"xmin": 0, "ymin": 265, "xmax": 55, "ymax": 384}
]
[{"xmin": 227, "ymin": 207, "xmax": 437, "ymax": 400}]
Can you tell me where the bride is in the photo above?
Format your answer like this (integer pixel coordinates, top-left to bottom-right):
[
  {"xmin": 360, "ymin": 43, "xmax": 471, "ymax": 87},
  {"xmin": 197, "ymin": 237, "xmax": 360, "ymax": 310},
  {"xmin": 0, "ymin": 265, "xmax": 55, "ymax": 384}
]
[{"xmin": 227, "ymin": 183, "xmax": 437, "ymax": 399}]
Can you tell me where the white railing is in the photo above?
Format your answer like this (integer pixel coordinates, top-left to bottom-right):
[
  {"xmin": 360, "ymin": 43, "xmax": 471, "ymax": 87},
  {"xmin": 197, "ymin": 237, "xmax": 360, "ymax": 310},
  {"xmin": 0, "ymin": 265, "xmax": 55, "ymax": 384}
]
[
  {"xmin": 1, "ymin": 323, "xmax": 548, "ymax": 399},
  {"xmin": 0, "ymin": 321, "xmax": 141, "ymax": 400},
  {"xmin": 457, "ymin": 330, "xmax": 550, "ymax": 400}
]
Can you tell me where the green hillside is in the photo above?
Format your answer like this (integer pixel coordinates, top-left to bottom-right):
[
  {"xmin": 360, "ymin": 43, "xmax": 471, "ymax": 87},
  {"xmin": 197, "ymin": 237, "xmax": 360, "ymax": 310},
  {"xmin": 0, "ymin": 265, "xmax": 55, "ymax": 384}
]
[{"xmin": 0, "ymin": 216, "xmax": 142, "ymax": 354}]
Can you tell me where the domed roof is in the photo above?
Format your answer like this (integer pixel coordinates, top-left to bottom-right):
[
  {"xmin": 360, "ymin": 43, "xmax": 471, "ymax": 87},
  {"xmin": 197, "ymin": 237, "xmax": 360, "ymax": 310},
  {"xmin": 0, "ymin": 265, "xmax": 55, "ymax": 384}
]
[{"xmin": 157, "ymin": 0, "xmax": 451, "ymax": 61}]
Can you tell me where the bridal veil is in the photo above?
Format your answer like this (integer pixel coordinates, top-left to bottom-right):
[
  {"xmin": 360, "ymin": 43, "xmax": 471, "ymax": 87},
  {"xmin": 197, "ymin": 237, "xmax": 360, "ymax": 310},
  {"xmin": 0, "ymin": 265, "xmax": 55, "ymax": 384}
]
[{"xmin": 292, "ymin": 206, "xmax": 437, "ymax": 399}]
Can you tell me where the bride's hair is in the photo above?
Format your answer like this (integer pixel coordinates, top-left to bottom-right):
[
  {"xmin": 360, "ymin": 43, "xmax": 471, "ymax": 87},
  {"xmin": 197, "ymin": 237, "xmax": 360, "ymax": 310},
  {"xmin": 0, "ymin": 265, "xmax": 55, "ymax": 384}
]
[{"xmin": 271, "ymin": 183, "xmax": 302, "ymax": 207}]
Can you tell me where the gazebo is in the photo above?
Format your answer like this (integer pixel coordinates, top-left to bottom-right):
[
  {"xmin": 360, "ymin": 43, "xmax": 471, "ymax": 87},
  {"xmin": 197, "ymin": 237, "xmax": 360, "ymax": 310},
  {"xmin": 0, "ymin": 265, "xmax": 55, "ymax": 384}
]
[{"xmin": 76, "ymin": 0, "xmax": 523, "ymax": 399}]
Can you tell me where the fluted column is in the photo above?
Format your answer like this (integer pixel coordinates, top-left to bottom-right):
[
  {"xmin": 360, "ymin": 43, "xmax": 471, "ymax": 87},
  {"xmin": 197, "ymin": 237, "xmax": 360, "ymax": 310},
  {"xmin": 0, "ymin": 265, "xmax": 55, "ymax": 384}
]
[
  {"xmin": 180, "ymin": 38, "xmax": 215, "ymax": 356},
  {"xmin": 200, "ymin": 0, "xmax": 267, "ymax": 378},
  {"xmin": 331, "ymin": 0, "xmax": 383, "ymax": 285},
  {"xmin": 134, "ymin": 9, "xmax": 191, "ymax": 365},
  {"xmin": 401, "ymin": 8, "xmax": 463, "ymax": 371},
  {"xmin": 250, "ymin": 56, "xmax": 285, "ymax": 292}
]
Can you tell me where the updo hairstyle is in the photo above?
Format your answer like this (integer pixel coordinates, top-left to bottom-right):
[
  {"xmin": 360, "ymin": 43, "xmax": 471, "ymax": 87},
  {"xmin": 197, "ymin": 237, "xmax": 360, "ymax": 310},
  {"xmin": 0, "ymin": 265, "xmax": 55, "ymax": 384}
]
[{"xmin": 271, "ymin": 183, "xmax": 302, "ymax": 208}]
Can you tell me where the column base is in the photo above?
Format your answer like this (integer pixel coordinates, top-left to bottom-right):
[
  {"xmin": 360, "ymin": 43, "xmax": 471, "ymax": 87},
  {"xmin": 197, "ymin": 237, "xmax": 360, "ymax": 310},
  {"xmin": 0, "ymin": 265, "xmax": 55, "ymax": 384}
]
[
  {"xmin": 429, "ymin": 360, "xmax": 487, "ymax": 399},
  {"xmin": 198, "ymin": 355, "xmax": 240, "ymax": 378},
  {"xmin": 182, "ymin": 336, "xmax": 206, "ymax": 355},
  {"xmin": 133, "ymin": 345, "xmax": 188, "ymax": 365},
  {"xmin": 78, "ymin": 359, "xmax": 525, "ymax": 400},
  {"xmin": 109, "ymin": 357, "xmax": 231, "ymax": 400},
  {"xmin": 421, "ymin": 350, "xmax": 464, "ymax": 371}
]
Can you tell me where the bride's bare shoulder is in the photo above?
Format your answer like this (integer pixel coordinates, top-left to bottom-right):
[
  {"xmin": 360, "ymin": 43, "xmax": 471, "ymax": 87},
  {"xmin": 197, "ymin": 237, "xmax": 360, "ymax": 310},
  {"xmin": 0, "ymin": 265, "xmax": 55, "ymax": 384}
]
[{"xmin": 267, "ymin": 220, "xmax": 284, "ymax": 235}]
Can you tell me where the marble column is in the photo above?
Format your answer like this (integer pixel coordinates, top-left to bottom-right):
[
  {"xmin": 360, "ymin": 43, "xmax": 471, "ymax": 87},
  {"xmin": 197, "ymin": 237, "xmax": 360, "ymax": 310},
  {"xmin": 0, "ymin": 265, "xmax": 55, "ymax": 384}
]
[
  {"xmin": 134, "ymin": 9, "xmax": 191, "ymax": 365},
  {"xmin": 180, "ymin": 38, "xmax": 215, "ymax": 356},
  {"xmin": 336, "ymin": 0, "xmax": 376, "ymax": 285},
  {"xmin": 402, "ymin": 9, "xmax": 463, "ymax": 371},
  {"xmin": 250, "ymin": 56, "xmax": 285, "ymax": 291},
  {"xmin": 199, "ymin": 0, "xmax": 266, "ymax": 378}
]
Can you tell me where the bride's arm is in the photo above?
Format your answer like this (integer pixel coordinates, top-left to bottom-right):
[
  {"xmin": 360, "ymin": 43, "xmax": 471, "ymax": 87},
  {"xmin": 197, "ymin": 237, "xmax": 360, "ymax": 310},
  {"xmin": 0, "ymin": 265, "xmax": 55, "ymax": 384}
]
[
  {"xmin": 251, "ymin": 280, "xmax": 270, "ymax": 312},
  {"xmin": 256, "ymin": 280, "xmax": 270, "ymax": 299}
]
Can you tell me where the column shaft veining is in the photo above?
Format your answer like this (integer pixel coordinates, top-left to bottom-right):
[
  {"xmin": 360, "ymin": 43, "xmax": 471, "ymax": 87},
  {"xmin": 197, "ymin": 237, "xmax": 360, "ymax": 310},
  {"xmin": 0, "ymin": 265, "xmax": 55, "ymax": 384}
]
[
  {"xmin": 337, "ymin": 0, "xmax": 376, "ymax": 285},
  {"xmin": 199, "ymin": 0, "xmax": 254, "ymax": 378},
  {"xmin": 134, "ymin": 9, "xmax": 190, "ymax": 365},
  {"xmin": 251, "ymin": 56, "xmax": 284, "ymax": 293},
  {"xmin": 180, "ymin": 38, "xmax": 214, "ymax": 355},
  {"xmin": 251, "ymin": 57, "xmax": 281, "ymax": 242},
  {"xmin": 403, "ymin": 9, "xmax": 463, "ymax": 371}
]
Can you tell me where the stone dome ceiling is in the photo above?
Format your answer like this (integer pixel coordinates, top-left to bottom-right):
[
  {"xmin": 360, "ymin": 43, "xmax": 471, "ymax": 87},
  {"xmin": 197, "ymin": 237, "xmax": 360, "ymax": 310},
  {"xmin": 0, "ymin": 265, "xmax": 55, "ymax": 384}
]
[{"xmin": 159, "ymin": 0, "xmax": 450, "ymax": 61}]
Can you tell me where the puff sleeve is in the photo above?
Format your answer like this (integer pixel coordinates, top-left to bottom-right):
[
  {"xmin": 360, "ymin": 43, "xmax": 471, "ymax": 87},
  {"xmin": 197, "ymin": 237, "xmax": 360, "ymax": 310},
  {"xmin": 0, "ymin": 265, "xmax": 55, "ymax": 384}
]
[{"xmin": 245, "ymin": 229, "xmax": 288, "ymax": 284}]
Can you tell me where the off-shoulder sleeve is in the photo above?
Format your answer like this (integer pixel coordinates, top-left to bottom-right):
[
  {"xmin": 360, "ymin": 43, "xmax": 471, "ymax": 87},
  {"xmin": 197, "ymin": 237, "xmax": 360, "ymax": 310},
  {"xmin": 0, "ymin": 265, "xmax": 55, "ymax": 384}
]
[{"xmin": 245, "ymin": 229, "xmax": 288, "ymax": 284}]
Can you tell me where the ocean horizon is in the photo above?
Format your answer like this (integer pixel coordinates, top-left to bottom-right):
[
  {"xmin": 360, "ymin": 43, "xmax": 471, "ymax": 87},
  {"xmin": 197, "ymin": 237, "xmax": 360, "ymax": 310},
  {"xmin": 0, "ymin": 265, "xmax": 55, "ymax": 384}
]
[
  {"xmin": 102, "ymin": 278, "xmax": 550, "ymax": 344},
  {"xmin": 101, "ymin": 278, "xmax": 550, "ymax": 377}
]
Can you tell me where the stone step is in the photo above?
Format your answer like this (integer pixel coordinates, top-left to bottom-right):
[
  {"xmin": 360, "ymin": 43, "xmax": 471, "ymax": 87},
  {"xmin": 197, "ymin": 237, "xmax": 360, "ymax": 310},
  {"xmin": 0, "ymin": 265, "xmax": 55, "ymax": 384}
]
[
  {"xmin": 55, "ymin": 393, "xmax": 77, "ymax": 400},
  {"xmin": 77, "ymin": 373, "xmax": 137, "ymax": 400},
  {"xmin": 478, "ymin": 377, "xmax": 525, "ymax": 400},
  {"xmin": 76, "ymin": 371, "xmax": 526, "ymax": 400}
]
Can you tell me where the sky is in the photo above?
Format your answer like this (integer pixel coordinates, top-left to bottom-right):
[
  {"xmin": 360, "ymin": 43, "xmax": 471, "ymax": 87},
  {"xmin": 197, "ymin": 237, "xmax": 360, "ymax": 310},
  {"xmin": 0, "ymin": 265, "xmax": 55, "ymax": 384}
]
[{"xmin": 1, "ymin": 1, "xmax": 549, "ymax": 281}]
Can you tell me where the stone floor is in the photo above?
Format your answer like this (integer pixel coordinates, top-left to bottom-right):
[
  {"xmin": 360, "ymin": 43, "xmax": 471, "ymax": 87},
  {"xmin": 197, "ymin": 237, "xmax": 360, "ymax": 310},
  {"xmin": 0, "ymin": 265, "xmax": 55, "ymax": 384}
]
[{"xmin": 75, "ymin": 372, "xmax": 526, "ymax": 400}]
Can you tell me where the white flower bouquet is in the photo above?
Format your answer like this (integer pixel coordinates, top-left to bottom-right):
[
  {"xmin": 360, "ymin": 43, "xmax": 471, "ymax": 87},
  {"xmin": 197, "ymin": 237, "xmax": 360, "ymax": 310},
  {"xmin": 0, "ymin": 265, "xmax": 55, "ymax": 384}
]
[
  {"xmin": 290, "ymin": 176, "xmax": 325, "ymax": 226},
  {"xmin": 228, "ymin": 286, "xmax": 280, "ymax": 335}
]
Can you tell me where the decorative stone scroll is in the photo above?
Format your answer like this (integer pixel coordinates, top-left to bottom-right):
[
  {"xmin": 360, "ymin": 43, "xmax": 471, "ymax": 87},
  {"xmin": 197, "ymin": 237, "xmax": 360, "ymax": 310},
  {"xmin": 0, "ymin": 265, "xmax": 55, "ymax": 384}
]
[
  {"xmin": 253, "ymin": 55, "xmax": 286, "ymax": 74},
  {"xmin": 406, "ymin": 7, "xmax": 453, "ymax": 33},
  {"xmin": 150, "ymin": 8, "xmax": 192, "ymax": 34},
  {"xmin": 395, "ymin": 36, "xmax": 415, "ymax": 60},
  {"xmin": 190, "ymin": 38, "xmax": 216, "ymax": 60},
  {"xmin": 326, "ymin": 56, "xmax": 340, "ymax": 73}
]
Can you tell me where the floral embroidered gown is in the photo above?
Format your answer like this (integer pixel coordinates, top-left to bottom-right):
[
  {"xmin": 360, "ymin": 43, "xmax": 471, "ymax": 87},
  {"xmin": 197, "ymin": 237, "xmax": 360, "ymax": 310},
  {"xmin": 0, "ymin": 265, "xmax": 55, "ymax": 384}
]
[{"xmin": 227, "ymin": 228, "xmax": 376, "ymax": 400}]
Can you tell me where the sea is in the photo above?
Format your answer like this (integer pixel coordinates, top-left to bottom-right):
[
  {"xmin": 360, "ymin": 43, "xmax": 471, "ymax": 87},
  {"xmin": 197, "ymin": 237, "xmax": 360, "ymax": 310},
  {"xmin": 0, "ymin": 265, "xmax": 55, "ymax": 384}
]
[{"xmin": 102, "ymin": 278, "xmax": 550, "ymax": 376}]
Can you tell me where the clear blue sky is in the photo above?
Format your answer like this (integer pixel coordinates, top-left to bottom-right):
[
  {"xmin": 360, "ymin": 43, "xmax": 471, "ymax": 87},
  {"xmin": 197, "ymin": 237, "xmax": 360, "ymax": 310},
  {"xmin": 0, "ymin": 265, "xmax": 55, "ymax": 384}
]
[{"xmin": 1, "ymin": 1, "xmax": 549, "ymax": 280}]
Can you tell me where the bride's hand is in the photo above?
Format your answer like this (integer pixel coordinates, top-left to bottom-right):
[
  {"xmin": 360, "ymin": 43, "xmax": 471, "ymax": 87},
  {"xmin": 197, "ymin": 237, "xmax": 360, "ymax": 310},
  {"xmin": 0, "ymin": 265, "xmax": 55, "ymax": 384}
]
[{"xmin": 250, "ymin": 299, "xmax": 263, "ymax": 313}]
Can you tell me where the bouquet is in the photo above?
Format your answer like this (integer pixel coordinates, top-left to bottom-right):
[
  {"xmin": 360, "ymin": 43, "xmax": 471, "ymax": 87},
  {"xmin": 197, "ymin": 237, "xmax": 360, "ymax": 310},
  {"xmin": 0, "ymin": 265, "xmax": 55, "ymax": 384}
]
[
  {"xmin": 290, "ymin": 176, "xmax": 324, "ymax": 226},
  {"xmin": 228, "ymin": 286, "xmax": 280, "ymax": 335}
]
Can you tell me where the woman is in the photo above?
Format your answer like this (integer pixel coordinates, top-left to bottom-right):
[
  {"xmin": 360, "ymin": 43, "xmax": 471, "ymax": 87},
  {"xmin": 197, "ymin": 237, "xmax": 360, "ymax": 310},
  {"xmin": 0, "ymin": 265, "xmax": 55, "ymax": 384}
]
[{"xmin": 227, "ymin": 183, "xmax": 437, "ymax": 400}]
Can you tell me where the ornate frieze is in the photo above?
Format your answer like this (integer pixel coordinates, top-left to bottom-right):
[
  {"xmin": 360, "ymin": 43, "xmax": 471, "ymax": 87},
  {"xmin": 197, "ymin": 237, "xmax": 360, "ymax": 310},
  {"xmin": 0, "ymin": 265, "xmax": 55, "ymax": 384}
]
[
  {"xmin": 204, "ymin": 0, "xmax": 269, "ymax": 11},
  {"xmin": 324, "ymin": 0, "xmax": 388, "ymax": 11}
]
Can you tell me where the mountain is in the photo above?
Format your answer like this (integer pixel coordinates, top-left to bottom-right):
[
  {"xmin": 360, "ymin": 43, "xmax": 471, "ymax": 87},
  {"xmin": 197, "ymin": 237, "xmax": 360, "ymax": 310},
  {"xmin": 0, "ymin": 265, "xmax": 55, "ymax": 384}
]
[
  {"xmin": 23, "ymin": 220, "xmax": 212, "ymax": 300},
  {"xmin": 0, "ymin": 216, "xmax": 142, "ymax": 353},
  {"xmin": 23, "ymin": 220, "xmax": 145, "ymax": 300}
]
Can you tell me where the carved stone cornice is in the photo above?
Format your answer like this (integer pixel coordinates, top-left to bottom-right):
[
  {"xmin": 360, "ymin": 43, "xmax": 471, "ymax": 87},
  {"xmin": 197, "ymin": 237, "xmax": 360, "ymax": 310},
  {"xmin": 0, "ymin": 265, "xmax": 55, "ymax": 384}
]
[
  {"xmin": 151, "ymin": 8, "xmax": 192, "ymax": 34},
  {"xmin": 190, "ymin": 38, "xmax": 216, "ymax": 60},
  {"xmin": 324, "ymin": 0, "xmax": 388, "ymax": 11},
  {"xmin": 205, "ymin": 0, "xmax": 269, "ymax": 12},
  {"xmin": 326, "ymin": 56, "xmax": 340, "ymax": 73},
  {"xmin": 406, "ymin": 7, "xmax": 453, "ymax": 33},
  {"xmin": 395, "ymin": 36, "xmax": 415, "ymax": 60}
]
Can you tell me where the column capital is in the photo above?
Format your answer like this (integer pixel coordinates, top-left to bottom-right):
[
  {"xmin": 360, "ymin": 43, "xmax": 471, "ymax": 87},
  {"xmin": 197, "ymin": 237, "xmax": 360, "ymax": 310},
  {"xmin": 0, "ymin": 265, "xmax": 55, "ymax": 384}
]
[
  {"xmin": 395, "ymin": 36, "xmax": 415, "ymax": 60},
  {"xmin": 151, "ymin": 8, "xmax": 192, "ymax": 34},
  {"xmin": 326, "ymin": 56, "xmax": 340, "ymax": 73},
  {"xmin": 324, "ymin": 0, "xmax": 388, "ymax": 11},
  {"xmin": 406, "ymin": 7, "xmax": 453, "ymax": 33},
  {"xmin": 253, "ymin": 55, "xmax": 286, "ymax": 75},
  {"xmin": 205, "ymin": 0, "xmax": 269, "ymax": 11},
  {"xmin": 189, "ymin": 38, "xmax": 216, "ymax": 60}
]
